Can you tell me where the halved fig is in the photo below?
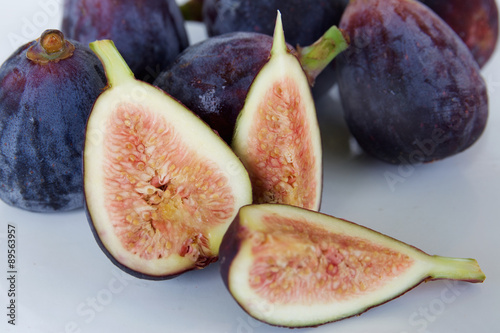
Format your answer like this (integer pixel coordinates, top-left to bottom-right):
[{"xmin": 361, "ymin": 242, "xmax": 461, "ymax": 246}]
[
  {"xmin": 220, "ymin": 204, "xmax": 485, "ymax": 328},
  {"xmin": 232, "ymin": 12, "xmax": 322, "ymax": 211},
  {"xmin": 84, "ymin": 40, "xmax": 252, "ymax": 280}
]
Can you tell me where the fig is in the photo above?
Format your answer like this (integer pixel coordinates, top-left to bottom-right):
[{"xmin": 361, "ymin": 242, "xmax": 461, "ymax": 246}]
[
  {"xmin": 154, "ymin": 25, "xmax": 348, "ymax": 144},
  {"xmin": 220, "ymin": 204, "xmax": 486, "ymax": 328},
  {"xmin": 0, "ymin": 29, "xmax": 106, "ymax": 212},
  {"xmin": 202, "ymin": 0, "xmax": 347, "ymax": 48},
  {"xmin": 419, "ymin": 0, "xmax": 499, "ymax": 67},
  {"xmin": 231, "ymin": 13, "xmax": 323, "ymax": 211},
  {"xmin": 84, "ymin": 40, "xmax": 252, "ymax": 279},
  {"xmin": 62, "ymin": 0, "xmax": 189, "ymax": 82},
  {"xmin": 336, "ymin": 0, "xmax": 489, "ymax": 164}
]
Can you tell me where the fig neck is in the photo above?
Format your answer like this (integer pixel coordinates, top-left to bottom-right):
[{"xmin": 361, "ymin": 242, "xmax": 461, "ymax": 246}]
[
  {"xmin": 89, "ymin": 39, "xmax": 135, "ymax": 88},
  {"xmin": 298, "ymin": 26, "xmax": 350, "ymax": 85}
]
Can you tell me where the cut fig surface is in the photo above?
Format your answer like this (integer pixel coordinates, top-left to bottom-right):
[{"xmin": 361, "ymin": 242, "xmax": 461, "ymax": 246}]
[
  {"xmin": 220, "ymin": 204, "xmax": 485, "ymax": 328},
  {"xmin": 232, "ymin": 13, "xmax": 322, "ymax": 211},
  {"xmin": 84, "ymin": 40, "xmax": 252, "ymax": 279}
]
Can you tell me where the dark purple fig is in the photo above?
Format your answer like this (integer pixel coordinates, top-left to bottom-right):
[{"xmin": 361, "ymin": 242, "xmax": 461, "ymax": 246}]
[
  {"xmin": 419, "ymin": 0, "xmax": 499, "ymax": 67},
  {"xmin": 154, "ymin": 25, "xmax": 348, "ymax": 143},
  {"xmin": 156, "ymin": 32, "xmax": 274, "ymax": 144},
  {"xmin": 0, "ymin": 30, "xmax": 106, "ymax": 212},
  {"xmin": 62, "ymin": 0, "xmax": 189, "ymax": 82},
  {"xmin": 220, "ymin": 204, "xmax": 485, "ymax": 328},
  {"xmin": 231, "ymin": 13, "xmax": 323, "ymax": 211},
  {"xmin": 84, "ymin": 40, "xmax": 252, "ymax": 279},
  {"xmin": 202, "ymin": 0, "xmax": 347, "ymax": 48},
  {"xmin": 336, "ymin": 0, "xmax": 488, "ymax": 164}
]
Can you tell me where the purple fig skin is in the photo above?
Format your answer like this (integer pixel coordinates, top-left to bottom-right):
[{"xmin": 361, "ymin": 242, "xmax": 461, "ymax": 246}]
[
  {"xmin": 336, "ymin": 0, "xmax": 488, "ymax": 164},
  {"xmin": 62, "ymin": 0, "xmax": 189, "ymax": 83},
  {"xmin": 202, "ymin": 0, "xmax": 347, "ymax": 48},
  {"xmin": 419, "ymin": 0, "xmax": 499, "ymax": 68},
  {"xmin": 0, "ymin": 34, "xmax": 106, "ymax": 212},
  {"xmin": 218, "ymin": 211, "xmax": 243, "ymax": 289},
  {"xmin": 154, "ymin": 32, "xmax": 296, "ymax": 144}
]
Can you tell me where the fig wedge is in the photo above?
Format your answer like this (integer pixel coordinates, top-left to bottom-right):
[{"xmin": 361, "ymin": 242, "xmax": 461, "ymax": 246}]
[
  {"xmin": 220, "ymin": 204, "xmax": 485, "ymax": 328},
  {"xmin": 84, "ymin": 40, "xmax": 252, "ymax": 279},
  {"xmin": 232, "ymin": 12, "xmax": 323, "ymax": 211}
]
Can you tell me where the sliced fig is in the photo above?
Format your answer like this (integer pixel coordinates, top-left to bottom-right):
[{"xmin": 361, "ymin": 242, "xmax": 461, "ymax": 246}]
[
  {"xmin": 231, "ymin": 13, "xmax": 323, "ymax": 211},
  {"xmin": 84, "ymin": 40, "xmax": 252, "ymax": 279},
  {"xmin": 220, "ymin": 204, "xmax": 485, "ymax": 328}
]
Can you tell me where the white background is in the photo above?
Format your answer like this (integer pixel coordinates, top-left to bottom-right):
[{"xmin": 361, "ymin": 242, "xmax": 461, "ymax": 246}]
[{"xmin": 0, "ymin": 1, "xmax": 499, "ymax": 332}]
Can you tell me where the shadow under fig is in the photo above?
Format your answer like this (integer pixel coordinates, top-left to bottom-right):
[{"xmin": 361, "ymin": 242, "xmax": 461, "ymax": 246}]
[{"xmin": 315, "ymin": 87, "xmax": 375, "ymax": 166}]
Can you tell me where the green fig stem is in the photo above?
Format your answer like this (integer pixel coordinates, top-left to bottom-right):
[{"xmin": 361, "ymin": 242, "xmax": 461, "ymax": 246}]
[
  {"xmin": 298, "ymin": 26, "xmax": 350, "ymax": 85},
  {"xmin": 429, "ymin": 256, "xmax": 486, "ymax": 283},
  {"xmin": 89, "ymin": 39, "xmax": 135, "ymax": 88},
  {"xmin": 26, "ymin": 29, "xmax": 75, "ymax": 64},
  {"xmin": 179, "ymin": 0, "xmax": 204, "ymax": 22}
]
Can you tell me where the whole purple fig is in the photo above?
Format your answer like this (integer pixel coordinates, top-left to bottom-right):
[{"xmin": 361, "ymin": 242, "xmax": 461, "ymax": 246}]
[
  {"xmin": 0, "ymin": 30, "xmax": 106, "ymax": 212},
  {"xmin": 62, "ymin": 0, "xmax": 189, "ymax": 82}
]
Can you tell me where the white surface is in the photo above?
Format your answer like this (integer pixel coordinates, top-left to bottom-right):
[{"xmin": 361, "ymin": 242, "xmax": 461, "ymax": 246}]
[{"xmin": 0, "ymin": 1, "xmax": 499, "ymax": 333}]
